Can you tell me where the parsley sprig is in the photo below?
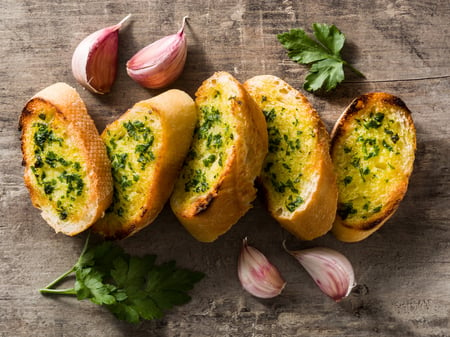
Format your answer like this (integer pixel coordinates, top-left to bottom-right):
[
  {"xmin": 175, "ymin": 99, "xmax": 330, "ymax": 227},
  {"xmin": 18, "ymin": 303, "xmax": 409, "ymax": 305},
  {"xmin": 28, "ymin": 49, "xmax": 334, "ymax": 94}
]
[
  {"xmin": 39, "ymin": 233, "xmax": 204, "ymax": 323},
  {"xmin": 277, "ymin": 23, "xmax": 365, "ymax": 92}
]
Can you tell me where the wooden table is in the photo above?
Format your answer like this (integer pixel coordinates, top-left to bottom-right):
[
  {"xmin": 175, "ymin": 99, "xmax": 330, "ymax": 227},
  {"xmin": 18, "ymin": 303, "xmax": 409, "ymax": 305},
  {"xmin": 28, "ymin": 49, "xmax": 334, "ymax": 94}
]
[{"xmin": 1, "ymin": 0, "xmax": 449, "ymax": 336}]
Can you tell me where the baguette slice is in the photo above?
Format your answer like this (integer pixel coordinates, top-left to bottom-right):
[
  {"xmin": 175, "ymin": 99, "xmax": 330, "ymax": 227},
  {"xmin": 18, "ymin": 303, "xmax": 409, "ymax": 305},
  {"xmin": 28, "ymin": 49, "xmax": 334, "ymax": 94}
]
[
  {"xmin": 19, "ymin": 82, "xmax": 113, "ymax": 236},
  {"xmin": 170, "ymin": 72, "xmax": 268, "ymax": 242},
  {"xmin": 330, "ymin": 92, "xmax": 416, "ymax": 242},
  {"xmin": 244, "ymin": 75, "xmax": 337, "ymax": 240},
  {"xmin": 92, "ymin": 89, "xmax": 196, "ymax": 239}
]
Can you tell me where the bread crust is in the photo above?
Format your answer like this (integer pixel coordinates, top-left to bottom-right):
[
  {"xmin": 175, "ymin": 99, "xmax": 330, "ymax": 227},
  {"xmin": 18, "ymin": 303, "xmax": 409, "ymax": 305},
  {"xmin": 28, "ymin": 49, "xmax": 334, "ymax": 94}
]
[
  {"xmin": 244, "ymin": 75, "xmax": 337, "ymax": 240},
  {"xmin": 170, "ymin": 72, "xmax": 268, "ymax": 242},
  {"xmin": 330, "ymin": 92, "xmax": 416, "ymax": 242},
  {"xmin": 93, "ymin": 89, "xmax": 197, "ymax": 239},
  {"xmin": 19, "ymin": 82, "xmax": 113, "ymax": 236}
]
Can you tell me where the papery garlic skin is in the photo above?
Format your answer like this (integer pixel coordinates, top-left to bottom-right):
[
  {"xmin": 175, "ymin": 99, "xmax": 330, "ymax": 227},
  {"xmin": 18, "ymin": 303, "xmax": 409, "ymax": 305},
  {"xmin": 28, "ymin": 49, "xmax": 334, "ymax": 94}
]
[
  {"xmin": 126, "ymin": 17, "xmax": 188, "ymax": 89},
  {"xmin": 238, "ymin": 238, "xmax": 286, "ymax": 299},
  {"xmin": 72, "ymin": 14, "xmax": 130, "ymax": 94},
  {"xmin": 285, "ymin": 245, "xmax": 355, "ymax": 302}
]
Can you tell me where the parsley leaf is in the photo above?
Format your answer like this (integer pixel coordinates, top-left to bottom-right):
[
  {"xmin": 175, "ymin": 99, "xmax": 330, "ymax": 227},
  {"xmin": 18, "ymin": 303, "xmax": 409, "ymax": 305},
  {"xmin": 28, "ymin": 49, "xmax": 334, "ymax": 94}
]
[
  {"xmin": 277, "ymin": 23, "xmax": 364, "ymax": 92},
  {"xmin": 39, "ymin": 233, "xmax": 204, "ymax": 323}
]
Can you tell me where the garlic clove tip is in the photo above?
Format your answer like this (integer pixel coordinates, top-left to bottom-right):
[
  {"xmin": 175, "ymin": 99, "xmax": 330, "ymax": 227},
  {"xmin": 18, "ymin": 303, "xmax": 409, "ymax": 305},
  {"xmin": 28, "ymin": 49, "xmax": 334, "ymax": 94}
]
[
  {"xmin": 238, "ymin": 238, "xmax": 286, "ymax": 299},
  {"xmin": 126, "ymin": 16, "xmax": 188, "ymax": 89},
  {"xmin": 71, "ymin": 14, "xmax": 131, "ymax": 94},
  {"xmin": 284, "ymin": 244, "xmax": 356, "ymax": 302}
]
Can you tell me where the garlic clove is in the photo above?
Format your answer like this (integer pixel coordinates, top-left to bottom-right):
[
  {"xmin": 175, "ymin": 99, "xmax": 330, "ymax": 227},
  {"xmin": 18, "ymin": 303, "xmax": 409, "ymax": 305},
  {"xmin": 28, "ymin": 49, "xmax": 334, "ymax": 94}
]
[
  {"xmin": 72, "ymin": 14, "xmax": 131, "ymax": 94},
  {"xmin": 126, "ymin": 16, "xmax": 188, "ymax": 89},
  {"xmin": 284, "ymin": 243, "xmax": 355, "ymax": 302},
  {"xmin": 238, "ymin": 238, "xmax": 286, "ymax": 299}
]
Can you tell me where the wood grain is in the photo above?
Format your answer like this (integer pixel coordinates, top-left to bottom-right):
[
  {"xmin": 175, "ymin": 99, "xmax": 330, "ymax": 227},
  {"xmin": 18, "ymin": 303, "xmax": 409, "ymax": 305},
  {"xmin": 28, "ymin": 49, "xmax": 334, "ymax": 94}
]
[{"xmin": 1, "ymin": 0, "xmax": 449, "ymax": 336}]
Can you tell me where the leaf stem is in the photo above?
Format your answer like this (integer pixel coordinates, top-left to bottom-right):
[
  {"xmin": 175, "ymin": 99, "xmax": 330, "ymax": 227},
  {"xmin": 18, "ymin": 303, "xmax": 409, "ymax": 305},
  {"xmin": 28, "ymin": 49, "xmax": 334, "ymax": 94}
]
[
  {"xmin": 39, "ymin": 232, "xmax": 91, "ymax": 294},
  {"xmin": 76, "ymin": 231, "xmax": 91, "ymax": 265},
  {"xmin": 39, "ymin": 266, "xmax": 76, "ymax": 292},
  {"xmin": 344, "ymin": 61, "xmax": 366, "ymax": 78},
  {"xmin": 40, "ymin": 287, "xmax": 77, "ymax": 295}
]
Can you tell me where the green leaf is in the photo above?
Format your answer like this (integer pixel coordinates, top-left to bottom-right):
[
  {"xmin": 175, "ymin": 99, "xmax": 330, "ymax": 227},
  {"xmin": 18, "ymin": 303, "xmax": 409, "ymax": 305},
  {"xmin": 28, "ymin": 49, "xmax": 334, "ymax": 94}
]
[
  {"xmin": 312, "ymin": 23, "xmax": 345, "ymax": 55},
  {"xmin": 277, "ymin": 29, "xmax": 328, "ymax": 64},
  {"xmin": 144, "ymin": 261, "xmax": 205, "ymax": 312},
  {"xmin": 108, "ymin": 302, "xmax": 141, "ymax": 323},
  {"xmin": 304, "ymin": 59, "xmax": 345, "ymax": 92},
  {"xmin": 90, "ymin": 242, "xmax": 124, "ymax": 274},
  {"xmin": 277, "ymin": 23, "xmax": 364, "ymax": 92},
  {"xmin": 110, "ymin": 255, "xmax": 156, "ymax": 292},
  {"xmin": 153, "ymin": 291, "xmax": 191, "ymax": 311},
  {"xmin": 112, "ymin": 289, "xmax": 128, "ymax": 302},
  {"xmin": 74, "ymin": 268, "xmax": 116, "ymax": 305},
  {"xmin": 155, "ymin": 265, "xmax": 205, "ymax": 293},
  {"xmin": 129, "ymin": 296, "xmax": 163, "ymax": 320},
  {"xmin": 109, "ymin": 256, "xmax": 129, "ymax": 288},
  {"xmin": 76, "ymin": 249, "xmax": 95, "ymax": 267},
  {"xmin": 127, "ymin": 255, "xmax": 157, "ymax": 285}
]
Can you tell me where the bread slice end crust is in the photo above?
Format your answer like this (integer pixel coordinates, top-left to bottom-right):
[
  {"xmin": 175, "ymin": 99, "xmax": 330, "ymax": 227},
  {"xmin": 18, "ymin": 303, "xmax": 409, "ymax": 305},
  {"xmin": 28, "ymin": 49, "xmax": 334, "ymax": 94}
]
[
  {"xmin": 330, "ymin": 92, "xmax": 416, "ymax": 242},
  {"xmin": 20, "ymin": 83, "xmax": 113, "ymax": 236}
]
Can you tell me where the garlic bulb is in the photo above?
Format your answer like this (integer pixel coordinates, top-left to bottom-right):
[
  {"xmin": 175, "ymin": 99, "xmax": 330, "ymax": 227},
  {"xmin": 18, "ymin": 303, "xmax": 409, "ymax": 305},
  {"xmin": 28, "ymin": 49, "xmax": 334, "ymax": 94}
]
[
  {"xmin": 284, "ymin": 244, "xmax": 355, "ymax": 302},
  {"xmin": 126, "ymin": 16, "xmax": 188, "ymax": 89},
  {"xmin": 71, "ymin": 14, "xmax": 131, "ymax": 94},
  {"xmin": 238, "ymin": 238, "xmax": 286, "ymax": 299}
]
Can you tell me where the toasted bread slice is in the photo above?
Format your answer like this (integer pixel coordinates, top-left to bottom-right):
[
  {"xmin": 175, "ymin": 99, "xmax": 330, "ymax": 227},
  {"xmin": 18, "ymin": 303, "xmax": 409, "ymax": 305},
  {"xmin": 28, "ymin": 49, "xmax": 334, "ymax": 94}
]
[
  {"xmin": 330, "ymin": 92, "xmax": 416, "ymax": 242},
  {"xmin": 170, "ymin": 72, "xmax": 268, "ymax": 242},
  {"xmin": 244, "ymin": 75, "xmax": 337, "ymax": 240},
  {"xmin": 19, "ymin": 82, "xmax": 113, "ymax": 236},
  {"xmin": 92, "ymin": 89, "xmax": 196, "ymax": 239}
]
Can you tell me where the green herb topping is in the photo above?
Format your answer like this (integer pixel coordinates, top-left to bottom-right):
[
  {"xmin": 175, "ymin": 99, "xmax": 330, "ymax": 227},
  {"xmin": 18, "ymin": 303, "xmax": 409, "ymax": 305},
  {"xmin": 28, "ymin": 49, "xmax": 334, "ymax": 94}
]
[
  {"xmin": 104, "ymin": 117, "xmax": 157, "ymax": 218},
  {"xmin": 30, "ymin": 120, "xmax": 85, "ymax": 220},
  {"xmin": 286, "ymin": 195, "xmax": 304, "ymax": 212},
  {"xmin": 33, "ymin": 123, "xmax": 62, "ymax": 150},
  {"xmin": 184, "ymin": 169, "xmax": 208, "ymax": 193},
  {"xmin": 180, "ymin": 100, "xmax": 234, "ymax": 197},
  {"xmin": 259, "ymin": 98, "xmax": 319, "ymax": 213},
  {"xmin": 197, "ymin": 106, "xmax": 221, "ymax": 140},
  {"xmin": 335, "ymin": 108, "xmax": 403, "ymax": 219},
  {"xmin": 364, "ymin": 112, "xmax": 385, "ymax": 129},
  {"xmin": 343, "ymin": 176, "xmax": 353, "ymax": 186},
  {"xmin": 337, "ymin": 202, "xmax": 357, "ymax": 220}
]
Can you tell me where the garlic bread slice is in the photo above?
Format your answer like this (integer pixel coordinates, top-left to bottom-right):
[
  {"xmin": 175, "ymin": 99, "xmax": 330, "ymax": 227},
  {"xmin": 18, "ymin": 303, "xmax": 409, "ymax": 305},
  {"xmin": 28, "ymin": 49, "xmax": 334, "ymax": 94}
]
[
  {"xmin": 20, "ymin": 83, "xmax": 113, "ymax": 236},
  {"xmin": 93, "ymin": 89, "xmax": 196, "ymax": 239},
  {"xmin": 331, "ymin": 92, "xmax": 416, "ymax": 242},
  {"xmin": 244, "ymin": 75, "xmax": 337, "ymax": 240},
  {"xmin": 170, "ymin": 72, "xmax": 268, "ymax": 242}
]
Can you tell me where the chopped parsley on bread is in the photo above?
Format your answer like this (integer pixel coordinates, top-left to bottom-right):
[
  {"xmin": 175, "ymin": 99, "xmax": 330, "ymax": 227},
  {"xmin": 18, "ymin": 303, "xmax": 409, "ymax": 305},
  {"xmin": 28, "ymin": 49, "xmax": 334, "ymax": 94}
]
[
  {"xmin": 330, "ymin": 92, "xmax": 416, "ymax": 242},
  {"xmin": 244, "ymin": 75, "xmax": 338, "ymax": 240},
  {"xmin": 93, "ymin": 89, "xmax": 197, "ymax": 239},
  {"xmin": 170, "ymin": 72, "xmax": 268, "ymax": 242},
  {"xmin": 19, "ymin": 83, "xmax": 113, "ymax": 236}
]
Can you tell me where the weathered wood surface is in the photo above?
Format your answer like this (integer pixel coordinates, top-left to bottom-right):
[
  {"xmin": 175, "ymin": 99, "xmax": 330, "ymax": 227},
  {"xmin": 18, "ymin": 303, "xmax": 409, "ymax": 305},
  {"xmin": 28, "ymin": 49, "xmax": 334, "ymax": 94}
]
[{"xmin": 1, "ymin": 0, "xmax": 449, "ymax": 336}]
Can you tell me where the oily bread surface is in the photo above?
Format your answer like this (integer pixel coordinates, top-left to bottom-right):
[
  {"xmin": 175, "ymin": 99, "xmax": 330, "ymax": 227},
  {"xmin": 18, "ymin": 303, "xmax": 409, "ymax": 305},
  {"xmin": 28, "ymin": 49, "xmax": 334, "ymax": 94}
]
[
  {"xmin": 330, "ymin": 92, "xmax": 416, "ymax": 242},
  {"xmin": 170, "ymin": 72, "xmax": 268, "ymax": 242},
  {"xmin": 93, "ymin": 89, "xmax": 197, "ymax": 239},
  {"xmin": 244, "ymin": 75, "xmax": 337, "ymax": 240},
  {"xmin": 20, "ymin": 82, "xmax": 113, "ymax": 236}
]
